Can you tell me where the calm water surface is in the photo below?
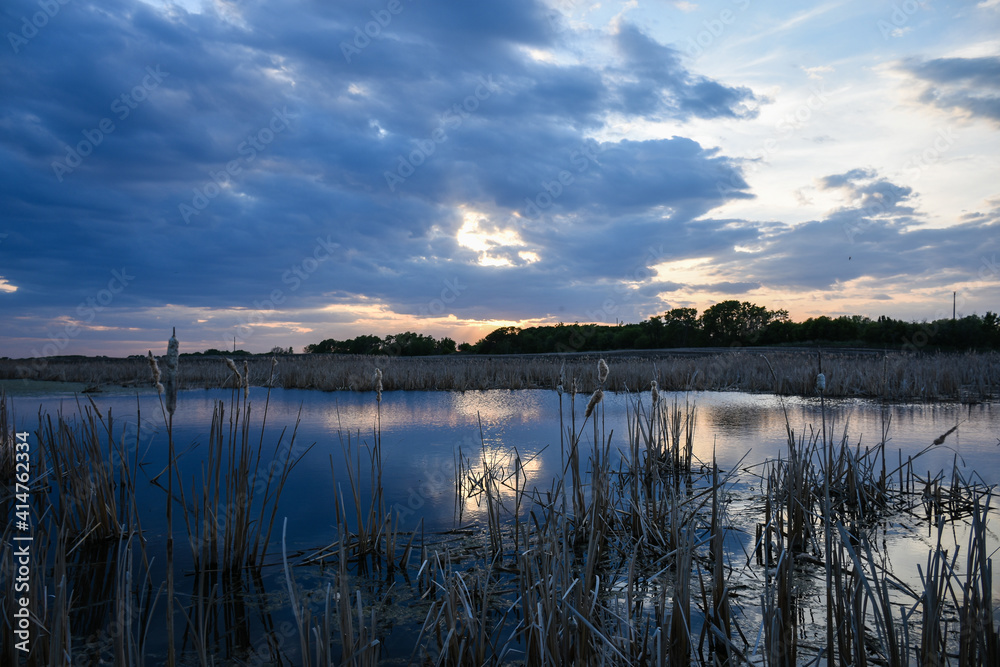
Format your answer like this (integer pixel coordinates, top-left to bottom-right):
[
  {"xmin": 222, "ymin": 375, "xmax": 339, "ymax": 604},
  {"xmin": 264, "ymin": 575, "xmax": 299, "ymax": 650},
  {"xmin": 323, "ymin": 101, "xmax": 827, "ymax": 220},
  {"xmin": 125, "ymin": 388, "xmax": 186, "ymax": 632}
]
[{"xmin": 11, "ymin": 387, "xmax": 999, "ymax": 541}]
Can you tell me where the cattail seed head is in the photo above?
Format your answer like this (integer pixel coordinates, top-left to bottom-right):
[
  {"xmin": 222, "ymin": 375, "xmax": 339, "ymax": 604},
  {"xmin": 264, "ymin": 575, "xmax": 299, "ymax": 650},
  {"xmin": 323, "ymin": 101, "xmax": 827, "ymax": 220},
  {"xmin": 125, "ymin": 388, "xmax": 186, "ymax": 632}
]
[
  {"xmin": 224, "ymin": 358, "xmax": 243, "ymax": 390},
  {"xmin": 147, "ymin": 351, "xmax": 162, "ymax": 390},
  {"xmin": 243, "ymin": 360, "xmax": 250, "ymax": 399},
  {"xmin": 147, "ymin": 351, "xmax": 165, "ymax": 395},
  {"xmin": 374, "ymin": 368, "xmax": 383, "ymax": 403},
  {"xmin": 598, "ymin": 358, "xmax": 609, "ymax": 385},
  {"xmin": 585, "ymin": 388, "xmax": 604, "ymax": 418},
  {"xmin": 651, "ymin": 380, "xmax": 659, "ymax": 406},
  {"xmin": 164, "ymin": 329, "xmax": 179, "ymax": 415}
]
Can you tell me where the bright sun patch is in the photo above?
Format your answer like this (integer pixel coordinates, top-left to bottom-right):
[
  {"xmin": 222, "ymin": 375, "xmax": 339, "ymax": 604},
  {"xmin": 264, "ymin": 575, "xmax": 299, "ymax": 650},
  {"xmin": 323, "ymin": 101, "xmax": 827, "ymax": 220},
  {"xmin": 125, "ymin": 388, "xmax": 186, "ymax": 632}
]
[
  {"xmin": 457, "ymin": 209, "xmax": 540, "ymax": 267},
  {"xmin": 651, "ymin": 257, "xmax": 716, "ymax": 284}
]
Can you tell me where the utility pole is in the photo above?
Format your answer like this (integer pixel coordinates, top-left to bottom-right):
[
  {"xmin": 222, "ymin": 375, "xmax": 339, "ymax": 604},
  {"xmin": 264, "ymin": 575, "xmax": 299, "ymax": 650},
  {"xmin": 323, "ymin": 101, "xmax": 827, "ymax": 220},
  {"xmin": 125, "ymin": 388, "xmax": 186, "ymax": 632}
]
[{"xmin": 953, "ymin": 291, "xmax": 956, "ymax": 321}]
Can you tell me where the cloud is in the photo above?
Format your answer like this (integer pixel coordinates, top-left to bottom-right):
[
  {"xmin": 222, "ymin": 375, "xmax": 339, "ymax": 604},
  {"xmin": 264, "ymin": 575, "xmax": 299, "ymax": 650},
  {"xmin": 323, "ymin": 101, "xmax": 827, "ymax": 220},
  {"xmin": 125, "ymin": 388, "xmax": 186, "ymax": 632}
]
[
  {"xmin": 611, "ymin": 22, "xmax": 760, "ymax": 121},
  {"xmin": 683, "ymin": 169, "xmax": 998, "ymax": 297},
  {"xmin": 2, "ymin": 0, "xmax": 995, "ymax": 355},
  {"xmin": 900, "ymin": 56, "xmax": 1000, "ymax": 124},
  {"xmin": 0, "ymin": 0, "xmax": 766, "ymax": 345}
]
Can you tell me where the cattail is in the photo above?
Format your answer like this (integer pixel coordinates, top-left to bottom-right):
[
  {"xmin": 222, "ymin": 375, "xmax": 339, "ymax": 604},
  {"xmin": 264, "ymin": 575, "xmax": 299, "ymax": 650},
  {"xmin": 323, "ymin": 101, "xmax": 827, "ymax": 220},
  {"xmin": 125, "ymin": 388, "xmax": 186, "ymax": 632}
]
[
  {"xmin": 147, "ymin": 351, "xmax": 164, "ymax": 394},
  {"xmin": 598, "ymin": 358, "xmax": 609, "ymax": 385},
  {"xmin": 816, "ymin": 373, "xmax": 826, "ymax": 393},
  {"xmin": 225, "ymin": 358, "xmax": 243, "ymax": 389},
  {"xmin": 164, "ymin": 328, "xmax": 179, "ymax": 416},
  {"xmin": 243, "ymin": 360, "xmax": 250, "ymax": 399},
  {"xmin": 651, "ymin": 379, "xmax": 659, "ymax": 406},
  {"xmin": 585, "ymin": 388, "xmax": 604, "ymax": 418},
  {"xmin": 374, "ymin": 368, "xmax": 383, "ymax": 403}
]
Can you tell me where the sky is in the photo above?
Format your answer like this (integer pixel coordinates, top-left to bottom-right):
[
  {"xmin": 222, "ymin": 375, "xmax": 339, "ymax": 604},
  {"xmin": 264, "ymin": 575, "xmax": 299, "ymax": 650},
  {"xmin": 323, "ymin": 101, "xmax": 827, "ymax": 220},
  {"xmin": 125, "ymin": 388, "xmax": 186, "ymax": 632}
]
[{"xmin": 1, "ymin": 0, "xmax": 998, "ymax": 357}]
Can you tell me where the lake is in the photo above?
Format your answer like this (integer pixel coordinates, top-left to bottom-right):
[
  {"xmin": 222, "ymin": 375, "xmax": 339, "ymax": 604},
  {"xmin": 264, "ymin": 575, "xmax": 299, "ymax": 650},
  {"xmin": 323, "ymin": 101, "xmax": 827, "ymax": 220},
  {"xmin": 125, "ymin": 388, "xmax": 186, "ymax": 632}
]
[
  {"xmin": 6, "ymin": 385, "xmax": 999, "ymax": 663},
  {"xmin": 11, "ymin": 386, "xmax": 998, "ymax": 532}
]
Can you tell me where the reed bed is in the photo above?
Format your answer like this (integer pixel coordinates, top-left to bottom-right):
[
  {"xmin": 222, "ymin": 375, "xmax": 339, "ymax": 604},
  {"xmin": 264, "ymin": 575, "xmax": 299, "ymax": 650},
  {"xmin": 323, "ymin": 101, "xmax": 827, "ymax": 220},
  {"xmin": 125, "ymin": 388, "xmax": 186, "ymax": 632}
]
[
  {"xmin": 3, "ymin": 349, "xmax": 998, "ymax": 401},
  {"xmin": 1, "ymin": 346, "xmax": 998, "ymax": 665}
]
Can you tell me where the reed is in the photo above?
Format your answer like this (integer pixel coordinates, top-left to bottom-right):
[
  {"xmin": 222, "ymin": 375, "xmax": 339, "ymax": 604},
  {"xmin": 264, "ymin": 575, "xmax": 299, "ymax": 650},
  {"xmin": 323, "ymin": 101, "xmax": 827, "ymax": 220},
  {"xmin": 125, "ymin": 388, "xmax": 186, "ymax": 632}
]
[
  {"xmin": 956, "ymin": 495, "xmax": 999, "ymax": 664},
  {"xmin": 5, "ymin": 349, "xmax": 998, "ymax": 401}
]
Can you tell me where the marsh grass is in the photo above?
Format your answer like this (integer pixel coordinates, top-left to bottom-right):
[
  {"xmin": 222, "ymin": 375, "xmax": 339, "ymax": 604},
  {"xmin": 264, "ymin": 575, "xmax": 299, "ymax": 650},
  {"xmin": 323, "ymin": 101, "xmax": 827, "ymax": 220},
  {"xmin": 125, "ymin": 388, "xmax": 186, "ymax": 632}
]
[{"xmin": 4, "ymin": 349, "xmax": 998, "ymax": 401}]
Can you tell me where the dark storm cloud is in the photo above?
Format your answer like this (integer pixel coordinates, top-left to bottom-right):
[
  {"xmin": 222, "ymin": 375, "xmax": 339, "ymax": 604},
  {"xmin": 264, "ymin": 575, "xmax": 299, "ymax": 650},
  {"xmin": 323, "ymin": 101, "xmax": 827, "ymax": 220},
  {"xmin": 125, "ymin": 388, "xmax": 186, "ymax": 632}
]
[
  {"xmin": 0, "ymin": 0, "xmax": 770, "ymax": 349},
  {"xmin": 901, "ymin": 56, "xmax": 1000, "ymax": 124},
  {"xmin": 611, "ymin": 22, "xmax": 760, "ymax": 121}
]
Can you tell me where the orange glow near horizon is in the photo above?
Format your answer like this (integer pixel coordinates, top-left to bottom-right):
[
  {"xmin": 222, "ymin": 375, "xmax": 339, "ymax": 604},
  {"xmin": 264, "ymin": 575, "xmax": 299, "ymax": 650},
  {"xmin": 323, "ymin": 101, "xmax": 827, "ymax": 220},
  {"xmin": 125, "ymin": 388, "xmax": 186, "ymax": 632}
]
[{"xmin": 10, "ymin": 274, "xmax": 989, "ymax": 358}]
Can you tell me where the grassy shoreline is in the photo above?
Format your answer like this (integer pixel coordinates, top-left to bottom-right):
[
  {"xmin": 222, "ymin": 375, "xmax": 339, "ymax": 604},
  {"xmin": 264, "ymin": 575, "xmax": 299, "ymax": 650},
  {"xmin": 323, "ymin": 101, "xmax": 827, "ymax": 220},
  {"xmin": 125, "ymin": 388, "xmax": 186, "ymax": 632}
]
[{"xmin": 1, "ymin": 348, "xmax": 997, "ymax": 401}]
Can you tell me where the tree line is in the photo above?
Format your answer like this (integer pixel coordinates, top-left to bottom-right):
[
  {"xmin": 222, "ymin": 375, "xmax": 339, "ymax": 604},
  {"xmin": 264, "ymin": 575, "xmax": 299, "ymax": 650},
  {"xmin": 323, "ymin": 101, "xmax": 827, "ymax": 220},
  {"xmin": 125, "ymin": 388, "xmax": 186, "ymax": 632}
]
[{"xmin": 301, "ymin": 300, "xmax": 1000, "ymax": 356}]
